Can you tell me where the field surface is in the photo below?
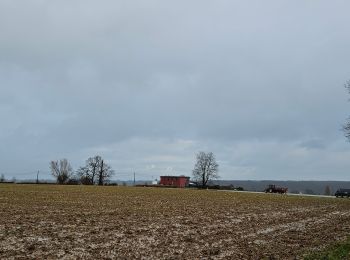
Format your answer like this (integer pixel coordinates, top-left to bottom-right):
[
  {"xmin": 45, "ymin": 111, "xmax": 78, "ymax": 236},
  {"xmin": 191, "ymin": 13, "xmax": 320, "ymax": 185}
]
[{"xmin": 1, "ymin": 184, "xmax": 350, "ymax": 259}]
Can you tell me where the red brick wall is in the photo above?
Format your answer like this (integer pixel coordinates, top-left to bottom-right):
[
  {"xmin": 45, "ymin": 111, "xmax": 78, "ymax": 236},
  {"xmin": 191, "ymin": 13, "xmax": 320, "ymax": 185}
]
[{"xmin": 159, "ymin": 176, "xmax": 189, "ymax": 188}]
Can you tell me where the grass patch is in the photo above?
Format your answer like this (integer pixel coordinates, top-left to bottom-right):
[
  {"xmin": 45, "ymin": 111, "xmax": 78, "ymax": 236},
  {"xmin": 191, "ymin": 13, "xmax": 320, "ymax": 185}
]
[{"xmin": 304, "ymin": 237, "xmax": 350, "ymax": 260}]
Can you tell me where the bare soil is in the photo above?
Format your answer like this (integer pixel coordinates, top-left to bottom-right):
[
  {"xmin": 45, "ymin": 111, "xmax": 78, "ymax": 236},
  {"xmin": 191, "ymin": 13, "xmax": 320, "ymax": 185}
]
[{"xmin": 1, "ymin": 184, "xmax": 350, "ymax": 259}]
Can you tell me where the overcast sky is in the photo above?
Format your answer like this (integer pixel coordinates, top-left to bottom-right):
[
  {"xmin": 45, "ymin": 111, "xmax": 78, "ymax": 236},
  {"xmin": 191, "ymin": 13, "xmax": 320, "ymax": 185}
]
[{"xmin": 1, "ymin": 1, "xmax": 350, "ymax": 181}]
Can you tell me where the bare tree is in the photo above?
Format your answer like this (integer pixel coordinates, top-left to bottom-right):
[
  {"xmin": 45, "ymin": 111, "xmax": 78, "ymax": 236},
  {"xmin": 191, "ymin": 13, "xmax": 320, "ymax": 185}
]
[
  {"xmin": 77, "ymin": 155, "xmax": 114, "ymax": 185},
  {"xmin": 0, "ymin": 174, "xmax": 5, "ymax": 182},
  {"xmin": 192, "ymin": 151, "xmax": 219, "ymax": 188},
  {"xmin": 76, "ymin": 156, "xmax": 101, "ymax": 185},
  {"xmin": 97, "ymin": 159, "xmax": 114, "ymax": 185},
  {"xmin": 324, "ymin": 185, "xmax": 331, "ymax": 196},
  {"xmin": 50, "ymin": 159, "xmax": 73, "ymax": 184},
  {"xmin": 76, "ymin": 166, "xmax": 92, "ymax": 185}
]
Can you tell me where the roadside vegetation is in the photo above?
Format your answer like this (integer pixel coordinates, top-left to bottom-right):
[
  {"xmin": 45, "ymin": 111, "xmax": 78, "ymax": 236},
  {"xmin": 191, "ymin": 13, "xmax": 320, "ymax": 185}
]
[{"xmin": 304, "ymin": 237, "xmax": 350, "ymax": 260}]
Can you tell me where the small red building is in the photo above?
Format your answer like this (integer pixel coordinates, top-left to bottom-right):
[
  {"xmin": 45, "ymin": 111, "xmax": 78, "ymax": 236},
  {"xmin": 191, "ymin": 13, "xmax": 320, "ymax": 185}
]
[{"xmin": 159, "ymin": 175, "xmax": 190, "ymax": 188}]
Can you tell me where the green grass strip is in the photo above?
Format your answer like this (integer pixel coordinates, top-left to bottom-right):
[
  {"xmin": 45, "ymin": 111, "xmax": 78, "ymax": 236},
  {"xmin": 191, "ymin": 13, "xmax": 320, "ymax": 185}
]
[{"xmin": 304, "ymin": 237, "xmax": 350, "ymax": 260}]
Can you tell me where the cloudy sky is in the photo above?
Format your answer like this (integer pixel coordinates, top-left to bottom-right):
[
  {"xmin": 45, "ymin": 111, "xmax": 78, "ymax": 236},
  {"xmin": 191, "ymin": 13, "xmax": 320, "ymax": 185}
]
[{"xmin": 1, "ymin": 1, "xmax": 350, "ymax": 181}]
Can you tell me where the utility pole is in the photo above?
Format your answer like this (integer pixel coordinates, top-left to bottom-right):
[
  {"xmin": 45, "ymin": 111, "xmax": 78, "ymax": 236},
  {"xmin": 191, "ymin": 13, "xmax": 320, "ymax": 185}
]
[
  {"xmin": 133, "ymin": 172, "xmax": 135, "ymax": 186},
  {"xmin": 36, "ymin": 170, "xmax": 39, "ymax": 184}
]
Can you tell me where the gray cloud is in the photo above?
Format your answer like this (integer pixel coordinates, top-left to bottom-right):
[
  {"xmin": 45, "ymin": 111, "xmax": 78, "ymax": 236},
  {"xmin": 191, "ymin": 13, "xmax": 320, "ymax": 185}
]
[{"xmin": 1, "ymin": 1, "xmax": 350, "ymax": 180}]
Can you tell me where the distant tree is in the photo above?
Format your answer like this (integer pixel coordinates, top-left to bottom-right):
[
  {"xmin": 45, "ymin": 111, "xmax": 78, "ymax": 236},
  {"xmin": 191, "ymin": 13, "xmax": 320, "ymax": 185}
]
[
  {"xmin": 76, "ymin": 166, "xmax": 93, "ymax": 185},
  {"xmin": 76, "ymin": 156, "xmax": 101, "ymax": 185},
  {"xmin": 86, "ymin": 156, "xmax": 101, "ymax": 183},
  {"xmin": 192, "ymin": 151, "xmax": 219, "ymax": 188},
  {"xmin": 0, "ymin": 174, "xmax": 5, "ymax": 182},
  {"xmin": 50, "ymin": 159, "xmax": 73, "ymax": 184},
  {"xmin": 77, "ymin": 155, "xmax": 114, "ymax": 185},
  {"xmin": 97, "ymin": 159, "xmax": 114, "ymax": 185},
  {"xmin": 324, "ymin": 185, "xmax": 331, "ymax": 196}
]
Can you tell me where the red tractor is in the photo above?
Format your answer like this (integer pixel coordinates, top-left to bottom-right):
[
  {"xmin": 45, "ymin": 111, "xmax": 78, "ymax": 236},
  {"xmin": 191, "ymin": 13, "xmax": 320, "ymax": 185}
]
[{"xmin": 264, "ymin": 184, "xmax": 288, "ymax": 194}]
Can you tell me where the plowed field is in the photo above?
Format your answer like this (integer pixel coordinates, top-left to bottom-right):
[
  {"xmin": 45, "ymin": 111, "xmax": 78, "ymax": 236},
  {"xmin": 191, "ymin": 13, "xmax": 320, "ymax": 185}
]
[{"xmin": 1, "ymin": 184, "xmax": 350, "ymax": 259}]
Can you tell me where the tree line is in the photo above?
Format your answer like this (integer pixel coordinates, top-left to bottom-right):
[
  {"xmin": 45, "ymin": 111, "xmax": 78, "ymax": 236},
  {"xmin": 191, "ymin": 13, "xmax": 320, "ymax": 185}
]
[
  {"xmin": 50, "ymin": 151, "xmax": 220, "ymax": 187},
  {"xmin": 50, "ymin": 155, "xmax": 114, "ymax": 185}
]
